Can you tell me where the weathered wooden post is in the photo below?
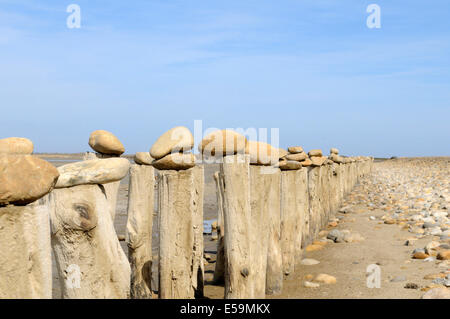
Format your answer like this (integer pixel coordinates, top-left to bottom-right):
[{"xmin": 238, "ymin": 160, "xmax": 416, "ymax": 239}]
[
  {"xmin": 220, "ymin": 153, "xmax": 252, "ymax": 298},
  {"xmin": 200, "ymin": 129, "xmax": 255, "ymax": 298},
  {"xmin": 307, "ymin": 150, "xmax": 327, "ymax": 241},
  {"xmin": 50, "ymin": 158, "xmax": 131, "ymax": 299},
  {"xmin": 157, "ymin": 165, "xmax": 204, "ymax": 299},
  {"xmin": 126, "ymin": 153, "xmax": 155, "ymax": 298},
  {"xmin": 264, "ymin": 168, "xmax": 283, "ymax": 295},
  {"xmin": 0, "ymin": 152, "xmax": 58, "ymax": 299},
  {"xmin": 151, "ymin": 126, "xmax": 204, "ymax": 299},
  {"xmin": 213, "ymin": 171, "xmax": 226, "ymax": 284}
]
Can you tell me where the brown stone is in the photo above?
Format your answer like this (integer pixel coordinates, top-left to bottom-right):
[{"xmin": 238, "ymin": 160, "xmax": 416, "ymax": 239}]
[
  {"xmin": 308, "ymin": 149, "xmax": 323, "ymax": 157},
  {"xmin": 278, "ymin": 160, "xmax": 302, "ymax": 170},
  {"xmin": 151, "ymin": 153, "xmax": 195, "ymax": 170},
  {"xmin": 285, "ymin": 152, "xmax": 307, "ymax": 162},
  {"xmin": 313, "ymin": 274, "xmax": 336, "ymax": 284},
  {"xmin": 287, "ymin": 146, "xmax": 303, "ymax": 154},
  {"xmin": 329, "ymin": 153, "xmax": 344, "ymax": 163},
  {"xmin": 199, "ymin": 130, "xmax": 247, "ymax": 156},
  {"xmin": 311, "ymin": 156, "xmax": 327, "ymax": 166},
  {"xmin": 0, "ymin": 155, "xmax": 59, "ymax": 205},
  {"xmin": 330, "ymin": 148, "xmax": 339, "ymax": 155},
  {"xmin": 305, "ymin": 244, "xmax": 324, "ymax": 252},
  {"xmin": 134, "ymin": 152, "xmax": 154, "ymax": 165},
  {"xmin": 437, "ymin": 250, "xmax": 450, "ymax": 260},
  {"xmin": 413, "ymin": 252, "xmax": 429, "ymax": 259},
  {"xmin": 300, "ymin": 158, "xmax": 312, "ymax": 167},
  {"xmin": 246, "ymin": 141, "xmax": 278, "ymax": 165},
  {"xmin": 278, "ymin": 148, "xmax": 289, "ymax": 158},
  {"xmin": 150, "ymin": 126, "xmax": 194, "ymax": 160},
  {"xmin": 0, "ymin": 137, "xmax": 33, "ymax": 155},
  {"xmin": 88, "ymin": 130, "xmax": 125, "ymax": 155}
]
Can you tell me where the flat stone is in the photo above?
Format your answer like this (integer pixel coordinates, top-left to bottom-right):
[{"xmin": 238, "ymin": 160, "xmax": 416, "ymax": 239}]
[
  {"xmin": 88, "ymin": 130, "xmax": 125, "ymax": 155},
  {"xmin": 0, "ymin": 137, "xmax": 34, "ymax": 155},
  {"xmin": 150, "ymin": 126, "xmax": 194, "ymax": 160},
  {"xmin": 246, "ymin": 141, "xmax": 278, "ymax": 166},
  {"xmin": 278, "ymin": 148, "xmax": 289, "ymax": 158},
  {"xmin": 278, "ymin": 160, "xmax": 302, "ymax": 171},
  {"xmin": 151, "ymin": 153, "xmax": 195, "ymax": 171},
  {"xmin": 134, "ymin": 152, "xmax": 154, "ymax": 165},
  {"xmin": 0, "ymin": 155, "xmax": 59, "ymax": 205},
  {"xmin": 285, "ymin": 152, "xmax": 307, "ymax": 162},
  {"xmin": 308, "ymin": 149, "xmax": 323, "ymax": 157},
  {"xmin": 300, "ymin": 158, "xmax": 312, "ymax": 167},
  {"xmin": 199, "ymin": 130, "xmax": 247, "ymax": 157},
  {"xmin": 311, "ymin": 156, "xmax": 327, "ymax": 166},
  {"xmin": 55, "ymin": 158, "xmax": 130, "ymax": 188},
  {"xmin": 287, "ymin": 146, "xmax": 303, "ymax": 154},
  {"xmin": 330, "ymin": 153, "xmax": 344, "ymax": 164}
]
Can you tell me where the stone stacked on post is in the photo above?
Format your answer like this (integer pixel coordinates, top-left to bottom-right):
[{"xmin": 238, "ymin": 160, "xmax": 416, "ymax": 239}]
[
  {"xmin": 0, "ymin": 152, "xmax": 58, "ymax": 299},
  {"xmin": 0, "ymin": 155, "xmax": 59, "ymax": 205},
  {"xmin": 199, "ymin": 129, "xmax": 247, "ymax": 158},
  {"xmin": 85, "ymin": 130, "xmax": 126, "ymax": 221},
  {"xmin": 152, "ymin": 127, "xmax": 204, "ymax": 299},
  {"xmin": 88, "ymin": 130, "xmax": 125, "ymax": 156},
  {"xmin": 246, "ymin": 141, "xmax": 279, "ymax": 166}
]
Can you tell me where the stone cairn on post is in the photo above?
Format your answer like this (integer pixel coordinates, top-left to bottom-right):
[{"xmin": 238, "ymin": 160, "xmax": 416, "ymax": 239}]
[
  {"xmin": 150, "ymin": 126, "xmax": 204, "ymax": 299},
  {"xmin": 49, "ymin": 157, "xmax": 131, "ymax": 299},
  {"xmin": 126, "ymin": 151, "xmax": 155, "ymax": 299},
  {"xmin": 0, "ymin": 137, "xmax": 58, "ymax": 299},
  {"xmin": 199, "ymin": 129, "xmax": 254, "ymax": 298},
  {"xmin": 84, "ymin": 130, "xmax": 125, "ymax": 221}
]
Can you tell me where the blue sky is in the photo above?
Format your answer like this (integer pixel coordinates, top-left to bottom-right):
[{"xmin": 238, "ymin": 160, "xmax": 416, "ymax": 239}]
[{"xmin": 1, "ymin": 0, "xmax": 449, "ymax": 157}]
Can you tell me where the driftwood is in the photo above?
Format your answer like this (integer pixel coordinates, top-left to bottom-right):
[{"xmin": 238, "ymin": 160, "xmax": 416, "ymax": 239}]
[
  {"xmin": 83, "ymin": 152, "xmax": 121, "ymax": 221},
  {"xmin": 158, "ymin": 166, "xmax": 204, "ymax": 299},
  {"xmin": 126, "ymin": 164, "xmax": 155, "ymax": 298},
  {"xmin": 49, "ymin": 184, "xmax": 130, "ymax": 299},
  {"xmin": 0, "ymin": 200, "xmax": 52, "ymax": 298}
]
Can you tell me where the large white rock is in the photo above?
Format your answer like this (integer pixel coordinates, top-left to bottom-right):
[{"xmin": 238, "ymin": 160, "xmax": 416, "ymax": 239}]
[{"xmin": 55, "ymin": 158, "xmax": 130, "ymax": 188}]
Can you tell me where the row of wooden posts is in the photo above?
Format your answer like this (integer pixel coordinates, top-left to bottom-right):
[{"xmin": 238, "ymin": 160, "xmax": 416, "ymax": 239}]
[{"xmin": 0, "ymin": 153, "xmax": 372, "ymax": 299}]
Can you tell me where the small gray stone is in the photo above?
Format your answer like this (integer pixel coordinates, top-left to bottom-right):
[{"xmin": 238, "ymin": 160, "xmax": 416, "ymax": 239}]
[{"xmin": 327, "ymin": 229, "xmax": 344, "ymax": 243}]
